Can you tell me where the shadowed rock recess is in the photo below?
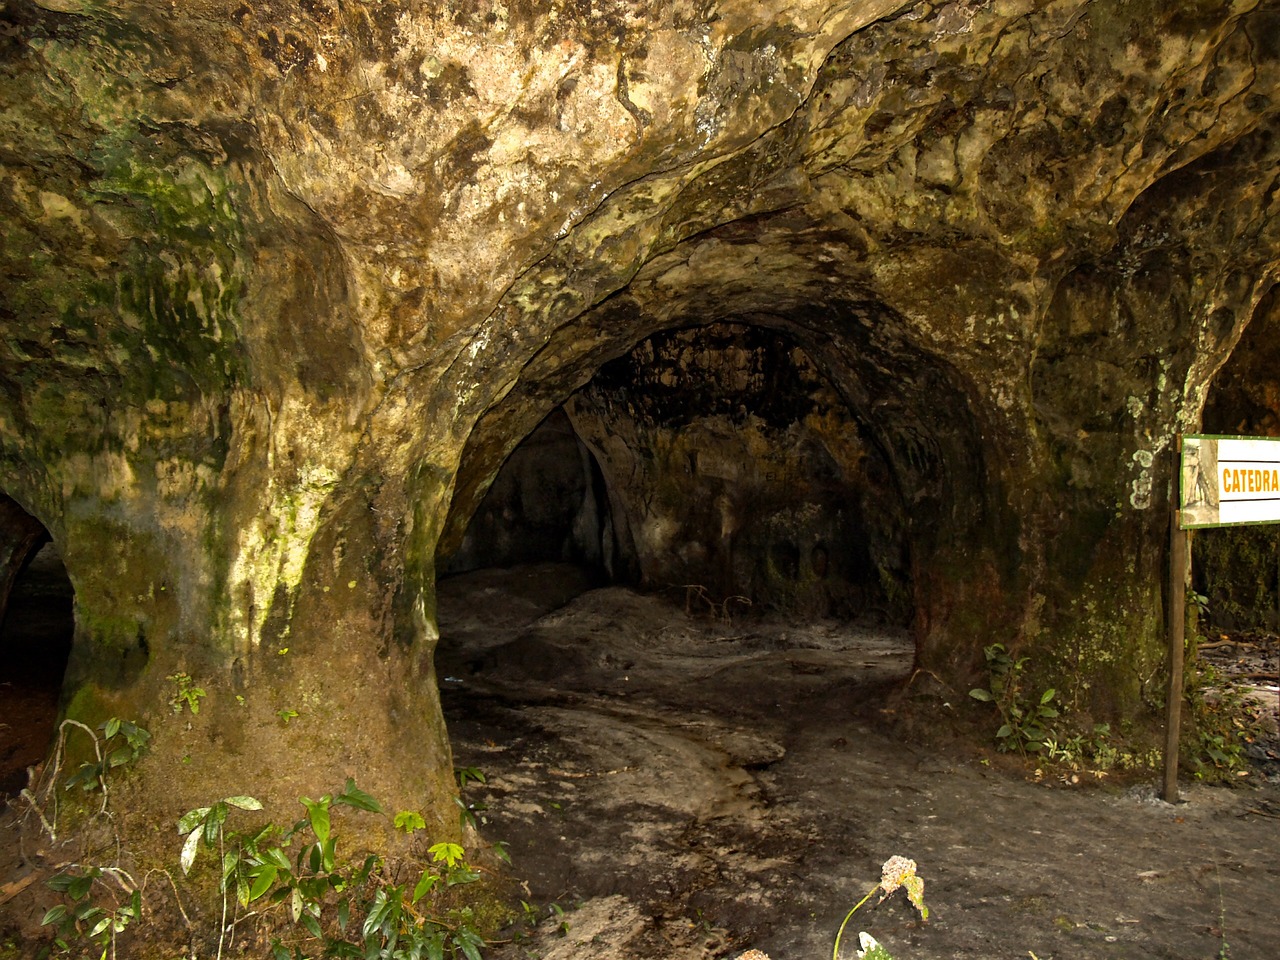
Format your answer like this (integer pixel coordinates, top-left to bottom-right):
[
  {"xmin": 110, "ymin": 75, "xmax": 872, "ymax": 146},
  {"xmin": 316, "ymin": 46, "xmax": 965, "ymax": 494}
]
[{"xmin": 0, "ymin": 0, "xmax": 1278, "ymax": 927}]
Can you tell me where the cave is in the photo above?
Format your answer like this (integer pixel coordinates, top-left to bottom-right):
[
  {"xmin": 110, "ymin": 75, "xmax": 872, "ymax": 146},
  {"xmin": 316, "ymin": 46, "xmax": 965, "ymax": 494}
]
[
  {"xmin": 0, "ymin": 497, "xmax": 73, "ymax": 796},
  {"xmin": 1, "ymin": 1, "xmax": 1279, "ymax": 957},
  {"xmin": 438, "ymin": 408, "xmax": 617, "ymax": 580},
  {"xmin": 442, "ymin": 321, "xmax": 915, "ymax": 625}
]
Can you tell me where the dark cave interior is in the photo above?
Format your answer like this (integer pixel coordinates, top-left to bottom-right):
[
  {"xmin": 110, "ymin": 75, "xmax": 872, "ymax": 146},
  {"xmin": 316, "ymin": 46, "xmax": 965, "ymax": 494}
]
[
  {"xmin": 438, "ymin": 320, "xmax": 914, "ymax": 626},
  {"xmin": 0, "ymin": 534, "xmax": 73, "ymax": 796}
]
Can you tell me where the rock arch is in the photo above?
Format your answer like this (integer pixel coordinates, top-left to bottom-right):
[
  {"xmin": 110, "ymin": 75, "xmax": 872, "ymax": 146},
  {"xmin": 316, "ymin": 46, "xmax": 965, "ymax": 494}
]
[{"xmin": 0, "ymin": 0, "xmax": 1276, "ymax": 852}]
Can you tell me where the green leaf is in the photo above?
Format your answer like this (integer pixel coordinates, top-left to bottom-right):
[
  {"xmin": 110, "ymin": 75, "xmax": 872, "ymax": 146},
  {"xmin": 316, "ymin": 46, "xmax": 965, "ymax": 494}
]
[
  {"xmin": 395, "ymin": 810, "xmax": 427, "ymax": 834},
  {"xmin": 968, "ymin": 688, "xmax": 993, "ymax": 702},
  {"xmin": 224, "ymin": 795, "xmax": 263, "ymax": 812},
  {"xmin": 40, "ymin": 905, "xmax": 69, "ymax": 926},
  {"xmin": 335, "ymin": 778, "xmax": 383, "ymax": 813},
  {"xmin": 264, "ymin": 846, "xmax": 292, "ymax": 871},
  {"xmin": 181, "ymin": 827, "xmax": 203, "ymax": 875},
  {"xmin": 455, "ymin": 927, "xmax": 485, "ymax": 960},
  {"xmin": 363, "ymin": 889, "xmax": 392, "ymax": 940},
  {"xmin": 178, "ymin": 806, "xmax": 211, "ymax": 836},
  {"xmin": 248, "ymin": 865, "xmax": 277, "ymax": 903},
  {"xmin": 353, "ymin": 854, "xmax": 379, "ymax": 886},
  {"xmin": 301, "ymin": 796, "xmax": 331, "ymax": 847},
  {"xmin": 447, "ymin": 866, "xmax": 481, "ymax": 887},
  {"xmin": 103, "ymin": 717, "xmax": 121, "ymax": 739},
  {"xmin": 1040, "ymin": 688, "xmax": 1056, "ymax": 705},
  {"xmin": 73, "ymin": 902, "xmax": 101, "ymax": 922},
  {"xmin": 300, "ymin": 912, "xmax": 323, "ymax": 939},
  {"xmin": 338, "ymin": 898, "xmax": 350, "ymax": 931},
  {"xmin": 429, "ymin": 842, "xmax": 465, "ymax": 869},
  {"xmin": 412, "ymin": 870, "xmax": 439, "ymax": 904},
  {"xmin": 68, "ymin": 874, "xmax": 95, "ymax": 900},
  {"xmin": 204, "ymin": 802, "xmax": 228, "ymax": 846},
  {"xmin": 46, "ymin": 873, "xmax": 75, "ymax": 894},
  {"xmin": 221, "ymin": 849, "xmax": 239, "ymax": 885},
  {"xmin": 105, "ymin": 747, "xmax": 133, "ymax": 769}
]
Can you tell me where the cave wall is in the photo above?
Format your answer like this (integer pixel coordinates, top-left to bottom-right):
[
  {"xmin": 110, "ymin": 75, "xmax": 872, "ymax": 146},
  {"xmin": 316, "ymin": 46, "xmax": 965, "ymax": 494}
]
[
  {"xmin": 566, "ymin": 322, "xmax": 908, "ymax": 620},
  {"xmin": 0, "ymin": 0, "xmax": 1277, "ymax": 836}
]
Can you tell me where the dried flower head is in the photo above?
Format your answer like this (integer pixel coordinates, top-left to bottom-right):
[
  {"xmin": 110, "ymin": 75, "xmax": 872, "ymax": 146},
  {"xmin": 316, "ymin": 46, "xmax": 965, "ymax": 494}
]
[{"xmin": 878, "ymin": 854, "xmax": 928, "ymax": 920}]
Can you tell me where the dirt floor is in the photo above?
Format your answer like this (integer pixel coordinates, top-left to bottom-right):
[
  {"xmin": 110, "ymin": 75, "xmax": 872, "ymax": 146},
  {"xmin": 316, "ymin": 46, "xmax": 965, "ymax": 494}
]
[
  {"xmin": 1, "ymin": 560, "xmax": 1279, "ymax": 959},
  {"xmin": 434, "ymin": 564, "xmax": 1280, "ymax": 960}
]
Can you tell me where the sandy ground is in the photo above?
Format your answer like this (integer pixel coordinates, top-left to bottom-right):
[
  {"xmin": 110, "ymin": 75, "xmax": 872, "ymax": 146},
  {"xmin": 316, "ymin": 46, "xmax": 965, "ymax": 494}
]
[{"xmin": 436, "ymin": 564, "xmax": 1280, "ymax": 960}]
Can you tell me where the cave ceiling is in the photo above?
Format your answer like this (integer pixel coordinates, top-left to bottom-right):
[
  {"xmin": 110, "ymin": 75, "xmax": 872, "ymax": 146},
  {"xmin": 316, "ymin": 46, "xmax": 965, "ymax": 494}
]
[{"xmin": 1, "ymin": 0, "xmax": 1278, "ymax": 606}]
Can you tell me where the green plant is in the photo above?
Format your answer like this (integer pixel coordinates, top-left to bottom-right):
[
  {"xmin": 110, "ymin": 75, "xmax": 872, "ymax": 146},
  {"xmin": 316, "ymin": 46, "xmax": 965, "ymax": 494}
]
[
  {"xmin": 21, "ymin": 718, "xmax": 150, "ymax": 840},
  {"xmin": 969, "ymin": 643, "xmax": 1060, "ymax": 756},
  {"xmin": 167, "ymin": 672, "xmax": 207, "ymax": 715},
  {"xmin": 178, "ymin": 780, "xmax": 491, "ymax": 960},
  {"xmin": 41, "ymin": 867, "xmax": 142, "ymax": 960},
  {"xmin": 832, "ymin": 856, "xmax": 928, "ymax": 960},
  {"xmin": 517, "ymin": 899, "xmax": 571, "ymax": 938},
  {"xmin": 179, "ymin": 793, "xmax": 266, "ymax": 960},
  {"xmin": 276, "ymin": 708, "xmax": 299, "ymax": 724},
  {"xmin": 394, "ymin": 810, "xmax": 427, "ymax": 834},
  {"xmin": 455, "ymin": 766, "xmax": 489, "ymax": 830},
  {"xmin": 1042, "ymin": 723, "xmax": 1124, "ymax": 778},
  {"xmin": 63, "ymin": 718, "xmax": 151, "ymax": 796},
  {"xmin": 1187, "ymin": 658, "xmax": 1264, "ymax": 780}
]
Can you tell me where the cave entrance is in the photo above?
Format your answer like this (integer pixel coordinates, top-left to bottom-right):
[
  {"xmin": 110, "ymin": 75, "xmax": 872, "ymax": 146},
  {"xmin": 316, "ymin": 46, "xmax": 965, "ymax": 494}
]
[
  {"xmin": 437, "ymin": 407, "xmax": 622, "ymax": 584},
  {"xmin": 1194, "ymin": 285, "xmax": 1280, "ymax": 633},
  {"xmin": 437, "ymin": 320, "xmax": 913, "ymax": 631},
  {"xmin": 0, "ymin": 498, "xmax": 74, "ymax": 796}
]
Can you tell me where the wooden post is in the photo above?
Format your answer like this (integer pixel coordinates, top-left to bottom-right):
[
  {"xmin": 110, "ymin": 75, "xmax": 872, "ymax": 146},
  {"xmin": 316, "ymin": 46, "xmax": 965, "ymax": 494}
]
[{"xmin": 1163, "ymin": 439, "xmax": 1188, "ymax": 803}]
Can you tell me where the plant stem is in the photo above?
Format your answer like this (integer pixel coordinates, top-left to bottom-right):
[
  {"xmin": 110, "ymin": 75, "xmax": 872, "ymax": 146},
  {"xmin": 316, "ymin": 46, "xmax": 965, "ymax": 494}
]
[
  {"xmin": 832, "ymin": 884, "xmax": 879, "ymax": 960},
  {"xmin": 217, "ymin": 826, "xmax": 227, "ymax": 960}
]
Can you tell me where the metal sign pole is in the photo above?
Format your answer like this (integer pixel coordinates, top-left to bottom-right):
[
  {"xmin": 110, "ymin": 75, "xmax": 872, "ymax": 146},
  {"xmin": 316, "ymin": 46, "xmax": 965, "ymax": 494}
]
[{"xmin": 1163, "ymin": 438, "xmax": 1188, "ymax": 803}]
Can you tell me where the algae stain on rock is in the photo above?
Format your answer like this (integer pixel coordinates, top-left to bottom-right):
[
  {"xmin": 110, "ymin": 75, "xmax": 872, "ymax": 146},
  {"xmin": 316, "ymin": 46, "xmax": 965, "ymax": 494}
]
[{"xmin": 222, "ymin": 461, "xmax": 343, "ymax": 655}]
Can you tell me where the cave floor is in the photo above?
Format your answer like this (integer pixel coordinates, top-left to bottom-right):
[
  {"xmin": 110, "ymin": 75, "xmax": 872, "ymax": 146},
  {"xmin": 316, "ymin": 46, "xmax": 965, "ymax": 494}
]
[{"xmin": 437, "ymin": 563, "xmax": 1280, "ymax": 960}]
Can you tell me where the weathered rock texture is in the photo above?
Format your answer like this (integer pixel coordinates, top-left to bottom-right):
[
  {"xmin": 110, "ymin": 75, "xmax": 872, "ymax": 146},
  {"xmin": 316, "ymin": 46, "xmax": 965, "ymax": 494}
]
[{"xmin": 1, "ymin": 0, "xmax": 1278, "ymax": 833}]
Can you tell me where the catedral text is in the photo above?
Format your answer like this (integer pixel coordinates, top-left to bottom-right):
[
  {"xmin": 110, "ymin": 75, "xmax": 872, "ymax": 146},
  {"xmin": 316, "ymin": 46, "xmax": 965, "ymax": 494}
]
[{"xmin": 1221, "ymin": 467, "xmax": 1280, "ymax": 496}]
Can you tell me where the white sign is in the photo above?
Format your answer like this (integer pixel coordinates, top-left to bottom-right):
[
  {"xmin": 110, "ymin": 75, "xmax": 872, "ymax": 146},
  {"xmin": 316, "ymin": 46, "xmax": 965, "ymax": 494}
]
[{"xmin": 1181, "ymin": 435, "xmax": 1280, "ymax": 528}]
